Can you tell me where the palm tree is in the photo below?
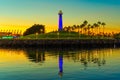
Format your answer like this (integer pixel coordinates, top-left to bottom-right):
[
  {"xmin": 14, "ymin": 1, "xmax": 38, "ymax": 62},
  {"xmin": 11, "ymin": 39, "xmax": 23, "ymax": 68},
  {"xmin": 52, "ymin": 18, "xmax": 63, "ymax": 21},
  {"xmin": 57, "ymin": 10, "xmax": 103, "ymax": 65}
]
[
  {"xmin": 97, "ymin": 21, "xmax": 101, "ymax": 34},
  {"xmin": 91, "ymin": 25, "xmax": 94, "ymax": 35},
  {"xmin": 98, "ymin": 21, "xmax": 101, "ymax": 25},
  {"xmin": 71, "ymin": 25, "xmax": 76, "ymax": 31},
  {"xmin": 76, "ymin": 25, "xmax": 80, "ymax": 38},
  {"xmin": 17, "ymin": 30, "xmax": 19, "ymax": 34},
  {"xmin": 84, "ymin": 28, "xmax": 87, "ymax": 35},
  {"xmin": 101, "ymin": 22, "xmax": 106, "ymax": 36},
  {"xmin": 14, "ymin": 30, "xmax": 16, "ymax": 34},
  {"xmin": 67, "ymin": 26, "xmax": 71, "ymax": 38},
  {"xmin": 11, "ymin": 30, "xmax": 14, "ymax": 34},
  {"xmin": 63, "ymin": 26, "xmax": 68, "ymax": 32},
  {"xmin": 73, "ymin": 25, "xmax": 77, "ymax": 30},
  {"xmin": 3, "ymin": 29, "xmax": 5, "ymax": 32},
  {"xmin": 67, "ymin": 26, "xmax": 71, "ymax": 32},
  {"xmin": 80, "ymin": 24, "xmax": 85, "ymax": 34},
  {"xmin": 77, "ymin": 25, "xmax": 80, "ymax": 33},
  {"xmin": 19, "ymin": 30, "xmax": 22, "ymax": 35},
  {"xmin": 83, "ymin": 20, "xmax": 88, "ymax": 34},
  {"xmin": 83, "ymin": 20, "xmax": 88, "ymax": 26},
  {"xmin": 6, "ymin": 30, "xmax": 7, "ymax": 32},
  {"xmin": 93, "ymin": 23, "xmax": 99, "ymax": 35},
  {"xmin": 8, "ymin": 29, "xmax": 10, "ymax": 33},
  {"xmin": 87, "ymin": 24, "xmax": 91, "ymax": 35}
]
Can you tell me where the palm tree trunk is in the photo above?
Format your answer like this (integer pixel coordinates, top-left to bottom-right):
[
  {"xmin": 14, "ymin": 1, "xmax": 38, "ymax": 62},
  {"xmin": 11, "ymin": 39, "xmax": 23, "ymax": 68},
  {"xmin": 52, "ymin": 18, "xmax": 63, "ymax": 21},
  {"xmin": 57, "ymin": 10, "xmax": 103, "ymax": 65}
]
[
  {"xmin": 92, "ymin": 28, "xmax": 93, "ymax": 36},
  {"xmin": 103, "ymin": 26, "xmax": 104, "ymax": 36},
  {"xmin": 87, "ymin": 29, "xmax": 89, "ymax": 35},
  {"xmin": 80, "ymin": 28, "xmax": 82, "ymax": 34},
  {"xmin": 78, "ymin": 27, "xmax": 79, "ymax": 33},
  {"xmin": 99, "ymin": 27, "xmax": 100, "ymax": 35}
]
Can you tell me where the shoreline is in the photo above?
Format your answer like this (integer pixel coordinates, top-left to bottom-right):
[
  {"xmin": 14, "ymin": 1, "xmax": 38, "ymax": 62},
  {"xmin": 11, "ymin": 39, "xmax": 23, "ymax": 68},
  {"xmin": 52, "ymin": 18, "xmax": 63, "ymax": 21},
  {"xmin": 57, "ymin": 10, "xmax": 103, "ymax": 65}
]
[{"xmin": 0, "ymin": 39, "xmax": 120, "ymax": 48}]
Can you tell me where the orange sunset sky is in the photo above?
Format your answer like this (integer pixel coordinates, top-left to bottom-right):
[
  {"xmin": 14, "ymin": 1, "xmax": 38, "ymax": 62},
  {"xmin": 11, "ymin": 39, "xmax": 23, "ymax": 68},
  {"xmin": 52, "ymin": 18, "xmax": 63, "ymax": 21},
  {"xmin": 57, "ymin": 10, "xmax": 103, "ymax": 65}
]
[{"xmin": 0, "ymin": 0, "xmax": 120, "ymax": 33}]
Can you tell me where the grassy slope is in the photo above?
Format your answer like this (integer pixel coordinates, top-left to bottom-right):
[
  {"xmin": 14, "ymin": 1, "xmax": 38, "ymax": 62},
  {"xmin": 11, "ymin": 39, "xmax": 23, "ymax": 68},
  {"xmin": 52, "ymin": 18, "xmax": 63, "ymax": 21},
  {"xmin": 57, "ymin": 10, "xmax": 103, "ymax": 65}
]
[
  {"xmin": 21, "ymin": 31, "xmax": 85, "ymax": 39},
  {"xmin": 20, "ymin": 31, "xmax": 114, "ymax": 39}
]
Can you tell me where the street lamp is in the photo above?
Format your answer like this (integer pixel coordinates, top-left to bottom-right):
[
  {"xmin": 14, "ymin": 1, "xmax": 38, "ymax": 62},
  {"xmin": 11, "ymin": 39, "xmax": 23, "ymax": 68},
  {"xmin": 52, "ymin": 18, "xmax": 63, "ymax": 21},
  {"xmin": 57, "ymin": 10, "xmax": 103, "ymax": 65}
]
[
  {"xmin": 36, "ymin": 32, "xmax": 38, "ymax": 39},
  {"xmin": 57, "ymin": 31, "xmax": 59, "ymax": 39}
]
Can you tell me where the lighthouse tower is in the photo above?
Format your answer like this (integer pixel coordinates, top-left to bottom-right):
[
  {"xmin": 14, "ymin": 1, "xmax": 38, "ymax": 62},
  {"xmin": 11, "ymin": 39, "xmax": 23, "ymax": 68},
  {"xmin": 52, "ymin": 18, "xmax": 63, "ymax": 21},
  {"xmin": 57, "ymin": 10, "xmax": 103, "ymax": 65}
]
[{"xmin": 58, "ymin": 10, "xmax": 63, "ymax": 31}]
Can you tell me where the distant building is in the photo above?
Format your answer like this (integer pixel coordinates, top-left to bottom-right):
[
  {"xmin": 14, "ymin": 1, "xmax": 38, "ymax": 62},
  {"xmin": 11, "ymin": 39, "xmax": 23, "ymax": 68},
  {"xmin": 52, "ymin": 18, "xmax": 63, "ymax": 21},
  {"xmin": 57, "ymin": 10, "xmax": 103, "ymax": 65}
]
[{"xmin": 0, "ymin": 32, "xmax": 12, "ymax": 36}]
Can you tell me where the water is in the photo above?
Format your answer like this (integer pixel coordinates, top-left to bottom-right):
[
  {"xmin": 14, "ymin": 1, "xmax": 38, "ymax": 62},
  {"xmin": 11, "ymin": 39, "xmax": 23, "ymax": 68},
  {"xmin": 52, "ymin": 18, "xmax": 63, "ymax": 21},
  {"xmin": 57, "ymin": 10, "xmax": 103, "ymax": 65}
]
[{"xmin": 0, "ymin": 48, "xmax": 120, "ymax": 80}]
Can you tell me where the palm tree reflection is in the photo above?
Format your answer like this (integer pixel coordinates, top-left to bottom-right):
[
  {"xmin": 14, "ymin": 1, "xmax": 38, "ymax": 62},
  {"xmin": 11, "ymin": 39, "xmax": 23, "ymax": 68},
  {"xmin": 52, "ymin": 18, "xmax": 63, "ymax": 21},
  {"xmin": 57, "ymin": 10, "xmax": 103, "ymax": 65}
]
[
  {"xmin": 25, "ymin": 49, "xmax": 45, "ymax": 63},
  {"xmin": 72, "ymin": 49, "xmax": 108, "ymax": 69}
]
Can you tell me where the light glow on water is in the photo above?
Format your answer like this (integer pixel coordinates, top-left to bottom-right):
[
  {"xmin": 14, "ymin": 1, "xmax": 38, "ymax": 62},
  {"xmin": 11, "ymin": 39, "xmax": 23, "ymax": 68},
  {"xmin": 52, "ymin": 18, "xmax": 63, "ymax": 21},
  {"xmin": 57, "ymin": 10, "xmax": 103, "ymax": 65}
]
[{"xmin": 0, "ymin": 48, "xmax": 120, "ymax": 80}]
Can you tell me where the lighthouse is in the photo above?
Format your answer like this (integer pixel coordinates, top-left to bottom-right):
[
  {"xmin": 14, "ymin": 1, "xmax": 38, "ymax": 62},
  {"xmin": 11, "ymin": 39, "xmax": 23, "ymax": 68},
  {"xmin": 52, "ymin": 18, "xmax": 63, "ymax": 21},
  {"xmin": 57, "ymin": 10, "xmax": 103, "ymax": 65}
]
[{"xmin": 58, "ymin": 10, "xmax": 63, "ymax": 31}]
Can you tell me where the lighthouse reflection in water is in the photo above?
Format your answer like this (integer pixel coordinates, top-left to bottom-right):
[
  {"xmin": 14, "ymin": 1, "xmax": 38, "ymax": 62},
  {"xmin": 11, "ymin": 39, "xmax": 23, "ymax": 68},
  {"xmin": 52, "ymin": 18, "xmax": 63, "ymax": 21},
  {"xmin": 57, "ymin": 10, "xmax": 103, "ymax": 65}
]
[
  {"xmin": 59, "ymin": 53, "xmax": 63, "ymax": 77},
  {"xmin": 0, "ymin": 48, "xmax": 120, "ymax": 80}
]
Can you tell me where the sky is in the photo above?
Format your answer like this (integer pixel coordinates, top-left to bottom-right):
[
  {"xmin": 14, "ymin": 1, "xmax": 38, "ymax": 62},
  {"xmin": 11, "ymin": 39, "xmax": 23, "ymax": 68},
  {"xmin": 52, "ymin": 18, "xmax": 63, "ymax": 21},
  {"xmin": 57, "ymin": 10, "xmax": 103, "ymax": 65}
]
[{"xmin": 0, "ymin": 0, "xmax": 120, "ymax": 33}]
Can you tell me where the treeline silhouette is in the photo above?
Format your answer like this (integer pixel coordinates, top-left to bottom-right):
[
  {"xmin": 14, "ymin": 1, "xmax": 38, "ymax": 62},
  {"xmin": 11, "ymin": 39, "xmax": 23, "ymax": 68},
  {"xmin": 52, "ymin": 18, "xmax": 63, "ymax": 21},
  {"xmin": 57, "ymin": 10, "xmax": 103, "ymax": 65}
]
[
  {"xmin": 23, "ymin": 48, "xmax": 110, "ymax": 68},
  {"xmin": 22, "ymin": 21, "xmax": 120, "ymax": 39},
  {"xmin": 23, "ymin": 24, "xmax": 45, "ymax": 36},
  {"xmin": 114, "ymin": 32, "xmax": 120, "ymax": 39},
  {"xmin": 0, "ymin": 20, "xmax": 120, "ymax": 39},
  {"xmin": 63, "ymin": 20, "xmax": 107, "ymax": 37}
]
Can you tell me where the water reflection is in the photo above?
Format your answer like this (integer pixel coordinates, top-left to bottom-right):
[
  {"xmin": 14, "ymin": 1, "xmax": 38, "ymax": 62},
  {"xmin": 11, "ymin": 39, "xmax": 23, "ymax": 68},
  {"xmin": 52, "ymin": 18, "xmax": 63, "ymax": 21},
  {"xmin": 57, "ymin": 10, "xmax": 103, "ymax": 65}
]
[
  {"xmin": 58, "ymin": 52, "xmax": 63, "ymax": 77},
  {"xmin": 23, "ymin": 48, "xmax": 114, "ymax": 77},
  {"xmin": 0, "ymin": 48, "xmax": 113, "ymax": 66},
  {"xmin": 25, "ymin": 49, "xmax": 64, "ymax": 77},
  {"xmin": 24, "ymin": 49, "xmax": 45, "ymax": 63},
  {"xmin": 0, "ymin": 48, "xmax": 120, "ymax": 80},
  {"xmin": 23, "ymin": 48, "xmax": 114, "ymax": 73},
  {"xmin": 77, "ymin": 49, "xmax": 107, "ymax": 69},
  {"xmin": 72, "ymin": 49, "xmax": 109, "ymax": 67}
]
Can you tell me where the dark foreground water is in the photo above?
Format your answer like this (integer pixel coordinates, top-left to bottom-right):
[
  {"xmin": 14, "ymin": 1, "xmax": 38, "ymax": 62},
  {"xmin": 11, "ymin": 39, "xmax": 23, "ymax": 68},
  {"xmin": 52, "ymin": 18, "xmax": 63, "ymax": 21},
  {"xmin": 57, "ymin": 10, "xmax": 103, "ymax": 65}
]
[{"xmin": 0, "ymin": 48, "xmax": 120, "ymax": 80}]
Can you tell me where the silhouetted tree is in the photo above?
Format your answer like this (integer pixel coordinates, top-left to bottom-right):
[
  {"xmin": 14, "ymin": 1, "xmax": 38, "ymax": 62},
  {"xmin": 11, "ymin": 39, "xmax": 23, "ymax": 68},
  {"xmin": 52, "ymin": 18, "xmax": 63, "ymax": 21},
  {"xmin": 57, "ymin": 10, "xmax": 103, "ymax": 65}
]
[
  {"xmin": 73, "ymin": 25, "xmax": 77, "ymax": 30},
  {"xmin": 91, "ymin": 25, "xmax": 94, "ymax": 35},
  {"xmin": 23, "ymin": 24, "xmax": 45, "ymax": 36},
  {"xmin": 82, "ymin": 20, "xmax": 88, "ymax": 34},
  {"xmin": 80, "ymin": 24, "xmax": 85, "ymax": 34},
  {"xmin": 93, "ymin": 23, "xmax": 99, "ymax": 35},
  {"xmin": 63, "ymin": 26, "xmax": 68, "ymax": 31},
  {"xmin": 114, "ymin": 32, "xmax": 120, "ymax": 39},
  {"xmin": 77, "ymin": 25, "xmax": 80, "ymax": 33},
  {"xmin": 97, "ymin": 21, "xmax": 101, "ymax": 34},
  {"xmin": 87, "ymin": 24, "xmax": 91, "ymax": 35},
  {"xmin": 83, "ymin": 20, "xmax": 88, "ymax": 26},
  {"xmin": 101, "ymin": 22, "xmax": 106, "ymax": 35}
]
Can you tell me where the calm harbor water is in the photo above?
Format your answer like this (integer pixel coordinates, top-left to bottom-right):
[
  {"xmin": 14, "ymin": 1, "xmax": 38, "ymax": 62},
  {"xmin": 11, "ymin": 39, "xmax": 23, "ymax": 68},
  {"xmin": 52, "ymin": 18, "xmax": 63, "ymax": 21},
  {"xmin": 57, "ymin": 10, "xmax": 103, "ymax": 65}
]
[{"xmin": 0, "ymin": 48, "xmax": 120, "ymax": 80}]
